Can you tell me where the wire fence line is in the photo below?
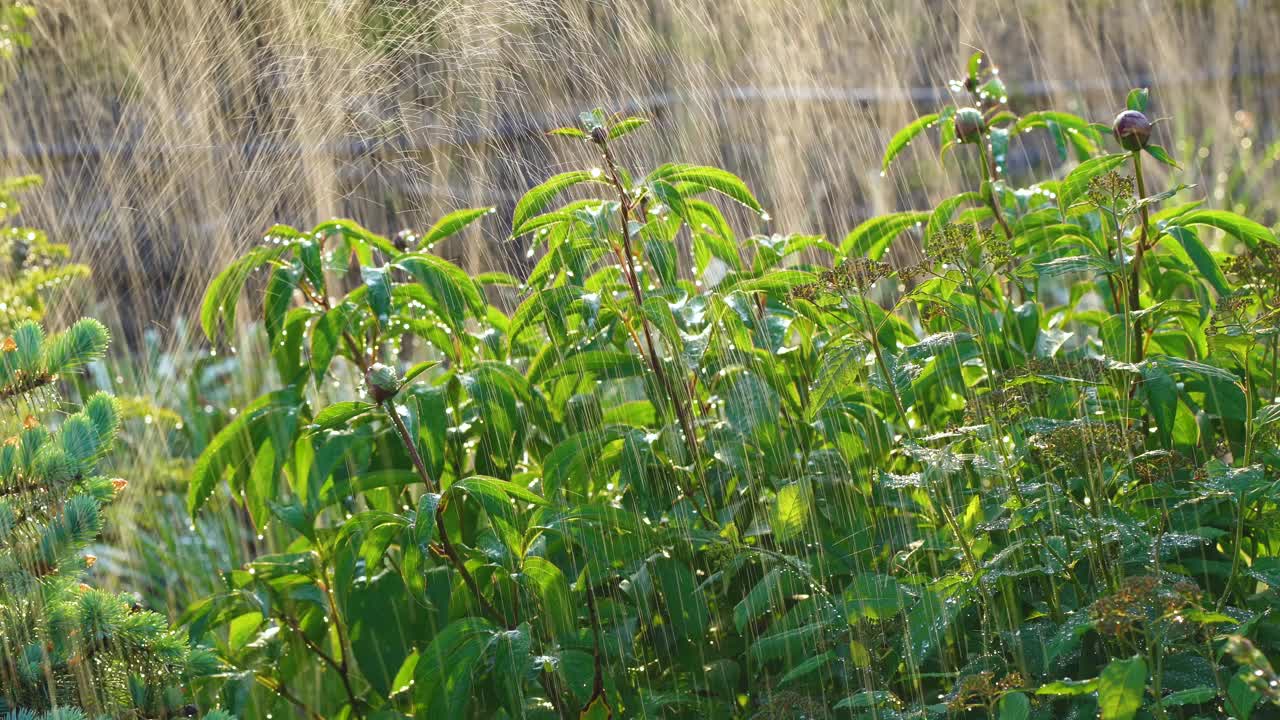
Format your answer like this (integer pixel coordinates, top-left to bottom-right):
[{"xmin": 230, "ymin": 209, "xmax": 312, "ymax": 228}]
[{"xmin": 6, "ymin": 59, "xmax": 1277, "ymax": 167}]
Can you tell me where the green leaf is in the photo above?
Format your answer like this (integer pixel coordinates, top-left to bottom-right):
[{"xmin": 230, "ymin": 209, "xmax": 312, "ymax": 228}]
[
  {"xmin": 1159, "ymin": 686, "xmax": 1216, "ymax": 707},
  {"xmin": 906, "ymin": 590, "xmax": 966, "ymax": 661},
  {"xmin": 1141, "ymin": 365, "xmax": 1177, "ymax": 446},
  {"xmin": 390, "ymin": 650, "xmax": 420, "ymax": 698},
  {"xmin": 310, "ymin": 304, "xmax": 350, "ymax": 386},
  {"xmin": 1228, "ymin": 672, "xmax": 1261, "ymax": 720},
  {"xmin": 834, "ymin": 691, "xmax": 897, "ymax": 710},
  {"xmin": 311, "ymin": 401, "xmax": 374, "ymax": 432},
  {"xmin": 998, "ymin": 692, "xmax": 1031, "ymax": 720},
  {"xmin": 1036, "ymin": 678, "xmax": 1099, "ymax": 696},
  {"xmin": 445, "ymin": 475, "xmax": 548, "ymax": 509},
  {"xmin": 413, "ymin": 493, "xmax": 440, "ymax": 546},
  {"xmin": 648, "ymin": 163, "xmax": 763, "ymax": 214},
  {"xmin": 362, "ymin": 265, "xmax": 393, "ymax": 322},
  {"xmin": 512, "ymin": 171, "xmax": 605, "ymax": 237},
  {"xmin": 188, "ymin": 390, "xmax": 301, "ymax": 516},
  {"xmin": 247, "ymin": 439, "xmax": 277, "ymax": 528},
  {"xmin": 651, "ymin": 557, "xmax": 710, "ymax": 637},
  {"xmin": 734, "ymin": 568, "xmax": 809, "ymax": 634},
  {"xmin": 227, "ymin": 611, "xmax": 264, "ymax": 653},
  {"xmin": 1143, "ymin": 355, "xmax": 1239, "ymax": 384},
  {"xmin": 521, "ymin": 556, "xmax": 575, "ymax": 639},
  {"xmin": 414, "ymin": 617, "xmax": 500, "ymax": 716},
  {"xmin": 777, "ymin": 650, "xmax": 835, "ymax": 687},
  {"xmin": 1034, "ymin": 254, "xmax": 1117, "ymax": 277},
  {"xmin": 967, "ymin": 52, "xmax": 984, "ymax": 83},
  {"xmin": 1164, "ymin": 226, "xmax": 1229, "ymax": 295},
  {"xmin": 882, "ymin": 114, "xmax": 940, "ymax": 172},
  {"xmin": 263, "ymin": 264, "xmax": 300, "ymax": 342},
  {"xmin": 201, "ymin": 244, "xmax": 291, "ymax": 342},
  {"xmin": 1171, "ymin": 209, "xmax": 1278, "ymax": 249},
  {"xmin": 843, "ymin": 574, "xmax": 909, "ymax": 620},
  {"xmin": 900, "ymin": 332, "xmax": 974, "ymax": 362},
  {"xmin": 1144, "ymin": 144, "xmax": 1179, "ymax": 168},
  {"xmin": 608, "ymin": 116, "xmax": 649, "ymax": 140},
  {"xmin": 581, "ymin": 693, "xmax": 612, "ymax": 720},
  {"xmin": 530, "ymin": 350, "xmax": 649, "ymax": 385},
  {"xmin": 1127, "ymin": 88, "xmax": 1149, "ymax": 112},
  {"xmin": 840, "ymin": 211, "xmax": 928, "ymax": 258},
  {"xmin": 547, "ymin": 127, "xmax": 587, "ymax": 139},
  {"xmin": 395, "ymin": 253, "xmax": 486, "ymax": 328},
  {"xmin": 808, "ymin": 335, "xmax": 868, "ymax": 419},
  {"xmin": 770, "ymin": 482, "xmax": 811, "ymax": 544},
  {"xmin": 1014, "ymin": 111, "xmax": 1102, "ymax": 160},
  {"xmin": 421, "ymin": 207, "xmax": 492, "ymax": 246},
  {"xmin": 1098, "ymin": 656, "xmax": 1147, "ymax": 720},
  {"xmin": 718, "ymin": 269, "xmax": 817, "ymax": 295},
  {"xmin": 402, "ymin": 360, "xmax": 440, "ymax": 387}
]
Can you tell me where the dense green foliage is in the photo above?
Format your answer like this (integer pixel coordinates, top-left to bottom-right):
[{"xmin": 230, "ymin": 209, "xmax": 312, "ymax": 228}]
[
  {"xmin": 185, "ymin": 56, "xmax": 1280, "ymax": 720},
  {"xmin": 0, "ymin": 319, "xmax": 223, "ymax": 718}
]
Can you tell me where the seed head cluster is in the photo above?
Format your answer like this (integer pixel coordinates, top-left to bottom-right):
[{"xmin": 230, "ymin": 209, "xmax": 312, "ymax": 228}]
[
  {"xmin": 1032, "ymin": 422, "xmax": 1142, "ymax": 470},
  {"xmin": 1091, "ymin": 575, "xmax": 1200, "ymax": 637},
  {"xmin": 921, "ymin": 222, "xmax": 1009, "ymax": 269},
  {"xmin": 1086, "ymin": 171, "xmax": 1136, "ymax": 211},
  {"xmin": 1013, "ymin": 357, "xmax": 1110, "ymax": 383},
  {"xmin": 964, "ymin": 384, "xmax": 1049, "ymax": 426},
  {"xmin": 945, "ymin": 671, "xmax": 1025, "ymax": 712},
  {"xmin": 792, "ymin": 257, "xmax": 892, "ymax": 301}
]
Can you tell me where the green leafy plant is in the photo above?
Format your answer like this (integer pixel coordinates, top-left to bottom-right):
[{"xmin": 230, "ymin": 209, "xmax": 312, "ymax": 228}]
[
  {"xmin": 0, "ymin": 1, "xmax": 89, "ymax": 331},
  {"xmin": 191, "ymin": 56, "xmax": 1279, "ymax": 720}
]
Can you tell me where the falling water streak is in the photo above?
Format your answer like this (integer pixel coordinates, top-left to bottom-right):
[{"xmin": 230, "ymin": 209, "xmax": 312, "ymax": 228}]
[{"xmin": 3, "ymin": 0, "xmax": 1278, "ymax": 714}]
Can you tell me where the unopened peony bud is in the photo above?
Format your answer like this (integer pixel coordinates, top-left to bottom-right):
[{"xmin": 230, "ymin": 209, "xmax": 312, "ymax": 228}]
[
  {"xmin": 954, "ymin": 107, "xmax": 985, "ymax": 144},
  {"xmin": 365, "ymin": 363, "xmax": 401, "ymax": 403},
  {"xmin": 1112, "ymin": 110, "xmax": 1152, "ymax": 151}
]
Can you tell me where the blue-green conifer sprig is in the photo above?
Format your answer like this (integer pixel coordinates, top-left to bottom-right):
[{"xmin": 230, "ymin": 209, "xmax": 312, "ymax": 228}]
[{"xmin": 0, "ymin": 320, "xmax": 224, "ymax": 718}]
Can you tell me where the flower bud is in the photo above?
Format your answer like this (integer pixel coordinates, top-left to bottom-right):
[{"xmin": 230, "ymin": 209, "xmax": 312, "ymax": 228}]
[
  {"xmin": 365, "ymin": 363, "xmax": 401, "ymax": 403},
  {"xmin": 590, "ymin": 126, "xmax": 608, "ymax": 145},
  {"xmin": 1112, "ymin": 110, "xmax": 1151, "ymax": 151},
  {"xmin": 954, "ymin": 107, "xmax": 985, "ymax": 144}
]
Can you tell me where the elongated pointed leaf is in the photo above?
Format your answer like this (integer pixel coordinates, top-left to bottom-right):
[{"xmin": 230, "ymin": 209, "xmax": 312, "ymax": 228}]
[
  {"xmin": 422, "ymin": 207, "xmax": 492, "ymax": 246},
  {"xmin": 1172, "ymin": 210, "xmax": 1278, "ymax": 249},
  {"xmin": 513, "ymin": 171, "xmax": 605, "ymax": 236},
  {"xmin": 841, "ymin": 211, "xmax": 928, "ymax": 258},
  {"xmin": 648, "ymin": 163, "xmax": 763, "ymax": 214},
  {"xmin": 883, "ymin": 114, "xmax": 940, "ymax": 172}
]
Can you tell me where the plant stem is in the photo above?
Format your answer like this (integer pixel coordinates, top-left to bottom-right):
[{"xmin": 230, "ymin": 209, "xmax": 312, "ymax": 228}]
[
  {"xmin": 1129, "ymin": 151, "xmax": 1151, "ymax": 363},
  {"xmin": 384, "ymin": 400, "xmax": 437, "ymax": 495},
  {"xmin": 597, "ymin": 139, "xmax": 714, "ymax": 520},
  {"xmin": 253, "ymin": 674, "xmax": 326, "ymax": 720},
  {"xmin": 278, "ymin": 608, "xmax": 363, "ymax": 718},
  {"xmin": 1219, "ymin": 491, "xmax": 1248, "ymax": 611},
  {"xmin": 854, "ymin": 292, "xmax": 996, "ymax": 645},
  {"xmin": 976, "ymin": 139, "xmax": 1015, "ymax": 243},
  {"xmin": 380, "ymin": 398, "xmax": 506, "ymax": 625}
]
